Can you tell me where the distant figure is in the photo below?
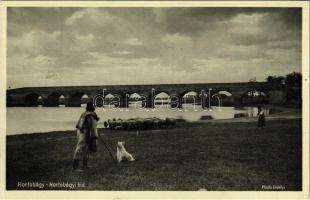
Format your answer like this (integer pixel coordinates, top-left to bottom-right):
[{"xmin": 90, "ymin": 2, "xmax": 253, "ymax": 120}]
[
  {"xmin": 257, "ymin": 109, "xmax": 266, "ymax": 128},
  {"xmin": 257, "ymin": 105, "xmax": 262, "ymax": 116},
  {"xmin": 73, "ymin": 102, "xmax": 100, "ymax": 171}
]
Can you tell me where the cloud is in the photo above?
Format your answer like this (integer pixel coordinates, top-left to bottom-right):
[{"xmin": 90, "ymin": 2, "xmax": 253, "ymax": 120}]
[
  {"xmin": 229, "ymin": 12, "xmax": 267, "ymax": 24},
  {"xmin": 8, "ymin": 30, "xmax": 61, "ymax": 55},
  {"xmin": 123, "ymin": 38, "xmax": 143, "ymax": 46},
  {"xmin": 153, "ymin": 8, "xmax": 166, "ymax": 23},
  {"xmin": 64, "ymin": 10, "xmax": 85, "ymax": 26},
  {"xmin": 83, "ymin": 51, "xmax": 159, "ymax": 67},
  {"xmin": 227, "ymin": 11, "xmax": 301, "ymax": 47},
  {"xmin": 65, "ymin": 8, "xmax": 116, "ymax": 28},
  {"xmin": 227, "ymin": 13, "xmax": 266, "ymax": 36},
  {"xmin": 7, "ymin": 53, "xmax": 59, "ymax": 79},
  {"xmin": 162, "ymin": 33, "xmax": 193, "ymax": 47},
  {"xmin": 7, "ymin": 7, "xmax": 302, "ymax": 88},
  {"xmin": 70, "ymin": 33, "xmax": 95, "ymax": 52},
  {"xmin": 113, "ymin": 51, "xmax": 133, "ymax": 55}
]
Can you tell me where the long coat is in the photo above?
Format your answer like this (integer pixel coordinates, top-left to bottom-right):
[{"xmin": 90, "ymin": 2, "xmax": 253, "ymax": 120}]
[{"xmin": 73, "ymin": 112, "xmax": 99, "ymax": 159}]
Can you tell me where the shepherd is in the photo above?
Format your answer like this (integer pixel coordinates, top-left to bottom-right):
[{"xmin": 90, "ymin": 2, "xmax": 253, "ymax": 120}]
[
  {"xmin": 72, "ymin": 102, "xmax": 100, "ymax": 171},
  {"xmin": 257, "ymin": 106, "xmax": 266, "ymax": 128}
]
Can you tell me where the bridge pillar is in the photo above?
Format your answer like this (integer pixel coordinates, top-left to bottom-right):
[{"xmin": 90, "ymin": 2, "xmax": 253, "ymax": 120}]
[
  {"xmin": 7, "ymin": 94, "xmax": 28, "ymax": 107},
  {"xmin": 84, "ymin": 94, "xmax": 95, "ymax": 105},
  {"xmin": 42, "ymin": 98, "xmax": 55, "ymax": 107},
  {"xmin": 141, "ymin": 93, "xmax": 154, "ymax": 108},
  {"xmin": 107, "ymin": 93, "xmax": 129, "ymax": 108},
  {"xmin": 230, "ymin": 91, "xmax": 243, "ymax": 106},
  {"xmin": 42, "ymin": 93, "xmax": 68, "ymax": 107},
  {"xmin": 25, "ymin": 94, "xmax": 40, "ymax": 107},
  {"xmin": 41, "ymin": 94, "xmax": 54, "ymax": 107},
  {"xmin": 66, "ymin": 93, "xmax": 95, "ymax": 107},
  {"xmin": 119, "ymin": 93, "xmax": 129, "ymax": 108},
  {"xmin": 66, "ymin": 98, "xmax": 81, "ymax": 107},
  {"xmin": 170, "ymin": 94, "xmax": 182, "ymax": 108},
  {"xmin": 200, "ymin": 90, "xmax": 209, "ymax": 109},
  {"xmin": 92, "ymin": 93, "xmax": 105, "ymax": 107}
]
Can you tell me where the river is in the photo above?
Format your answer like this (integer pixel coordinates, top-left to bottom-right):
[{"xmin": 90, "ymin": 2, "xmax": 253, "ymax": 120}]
[{"xmin": 6, "ymin": 104, "xmax": 268, "ymax": 135}]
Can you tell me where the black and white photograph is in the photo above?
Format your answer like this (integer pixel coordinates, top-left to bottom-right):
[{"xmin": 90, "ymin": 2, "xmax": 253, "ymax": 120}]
[{"xmin": 1, "ymin": 1, "xmax": 309, "ymax": 198}]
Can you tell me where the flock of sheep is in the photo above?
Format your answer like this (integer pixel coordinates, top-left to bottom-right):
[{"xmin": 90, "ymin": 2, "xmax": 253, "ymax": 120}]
[{"xmin": 103, "ymin": 117, "xmax": 176, "ymax": 130}]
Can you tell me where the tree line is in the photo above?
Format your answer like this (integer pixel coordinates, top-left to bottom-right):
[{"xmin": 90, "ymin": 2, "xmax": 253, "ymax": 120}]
[{"xmin": 266, "ymin": 72, "xmax": 301, "ymax": 87}]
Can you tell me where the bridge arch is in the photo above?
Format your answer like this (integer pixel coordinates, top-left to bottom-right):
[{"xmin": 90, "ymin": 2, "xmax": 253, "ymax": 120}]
[
  {"xmin": 25, "ymin": 93, "xmax": 42, "ymax": 107},
  {"xmin": 169, "ymin": 92, "xmax": 183, "ymax": 109},
  {"xmin": 214, "ymin": 91, "xmax": 233, "ymax": 96},
  {"xmin": 81, "ymin": 94, "xmax": 90, "ymax": 106},
  {"xmin": 241, "ymin": 89, "xmax": 269, "ymax": 105},
  {"xmin": 154, "ymin": 92, "xmax": 171, "ymax": 108},
  {"xmin": 129, "ymin": 93, "xmax": 142, "ymax": 100},
  {"xmin": 104, "ymin": 93, "xmax": 116, "ymax": 108},
  {"xmin": 67, "ymin": 92, "xmax": 90, "ymax": 107},
  {"xmin": 128, "ymin": 93, "xmax": 143, "ymax": 108},
  {"xmin": 182, "ymin": 91, "xmax": 199, "ymax": 105},
  {"xmin": 155, "ymin": 92, "xmax": 170, "ymax": 100},
  {"xmin": 58, "ymin": 95, "xmax": 66, "ymax": 106},
  {"xmin": 44, "ymin": 92, "xmax": 64, "ymax": 107},
  {"xmin": 211, "ymin": 90, "xmax": 234, "ymax": 106}
]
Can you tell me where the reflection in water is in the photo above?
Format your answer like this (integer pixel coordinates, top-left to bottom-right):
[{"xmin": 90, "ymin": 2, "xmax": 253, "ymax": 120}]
[{"xmin": 7, "ymin": 105, "xmax": 269, "ymax": 135}]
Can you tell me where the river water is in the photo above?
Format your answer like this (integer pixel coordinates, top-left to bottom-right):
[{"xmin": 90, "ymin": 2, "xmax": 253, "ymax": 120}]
[{"xmin": 6, "ymin": 104, "xmax": 268, "ymax": 135}]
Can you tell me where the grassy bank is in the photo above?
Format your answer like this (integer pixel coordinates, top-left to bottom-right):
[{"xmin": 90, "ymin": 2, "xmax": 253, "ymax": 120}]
[{"xmin": 6, "ymin": 119, "xmax": 302, "ymax": 191}]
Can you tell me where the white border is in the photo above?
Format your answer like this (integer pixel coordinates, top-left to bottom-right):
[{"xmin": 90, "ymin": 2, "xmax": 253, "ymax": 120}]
[{"xmin": 0, "ymin": 1, "xmax": 309, "ymax": 199}]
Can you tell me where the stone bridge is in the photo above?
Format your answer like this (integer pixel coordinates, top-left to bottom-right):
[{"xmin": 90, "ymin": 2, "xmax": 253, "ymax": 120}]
[{"xmin": 6, "ymin": 82, "xmax": 286, "ymax": 108}]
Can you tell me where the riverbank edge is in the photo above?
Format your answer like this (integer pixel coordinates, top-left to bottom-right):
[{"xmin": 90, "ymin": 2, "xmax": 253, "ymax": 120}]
[{"xmin": 6, "ymin": 116, "xmax": 302, "ymax": 139}]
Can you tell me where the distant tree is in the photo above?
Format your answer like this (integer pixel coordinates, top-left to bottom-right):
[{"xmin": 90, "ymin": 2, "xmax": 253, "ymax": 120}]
[
  {"xmin": 266, "ymin": 76, "xmax": 275, "ymax": 83},
  {"xmin": 277, "ymin": 76, "xmax": 285, "ymax": 84},
  {"xmin": 285, "ymin": 72, "xmax": 302, "ymax": 87},
  {"xmin": 265, "ymin": 72, "xmax": 302, "ymax": 105},
  {"xmin": 266, "ymin": 75, "xmax": 285, "ymax": 84}
]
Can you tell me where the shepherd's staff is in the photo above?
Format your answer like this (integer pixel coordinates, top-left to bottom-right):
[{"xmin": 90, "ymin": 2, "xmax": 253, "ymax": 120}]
[{"xmin": 98, "ymin": 133, "xmax": 117, "ymax": 163}]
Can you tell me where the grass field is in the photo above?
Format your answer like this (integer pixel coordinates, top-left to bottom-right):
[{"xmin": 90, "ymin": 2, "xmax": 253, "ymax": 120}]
[{"xmin": 6, "ymin": 119, "xmax": 302, "ymax": 191}]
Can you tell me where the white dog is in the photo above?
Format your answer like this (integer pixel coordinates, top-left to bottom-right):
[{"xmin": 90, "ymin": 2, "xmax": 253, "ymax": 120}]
[{"xmin": 116, "ymin": 141, "xmax": 135, "ymax": 163}]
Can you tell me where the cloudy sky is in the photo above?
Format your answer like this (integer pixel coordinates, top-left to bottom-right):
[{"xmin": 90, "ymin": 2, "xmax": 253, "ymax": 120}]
[{"xmin": 7, "ymin": 7, "xmax": 301, "ymax": 88}]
